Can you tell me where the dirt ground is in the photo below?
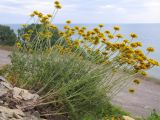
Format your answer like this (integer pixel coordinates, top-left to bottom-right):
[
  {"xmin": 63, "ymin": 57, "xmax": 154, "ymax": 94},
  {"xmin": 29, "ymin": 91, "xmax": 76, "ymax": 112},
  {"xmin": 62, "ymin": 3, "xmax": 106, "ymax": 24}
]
[
  {"xmin": 0, "ymin": 49, "xmax": 10, "ymax": 67},
  {"xmin": 0, "ymin": 49, "xmax": 160, "ymax": 118}
]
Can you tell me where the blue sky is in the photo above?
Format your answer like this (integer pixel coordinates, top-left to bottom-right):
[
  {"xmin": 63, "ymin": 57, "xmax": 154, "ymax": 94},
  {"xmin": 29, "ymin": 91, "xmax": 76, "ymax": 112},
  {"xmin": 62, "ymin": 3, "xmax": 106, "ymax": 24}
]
[{"xmin": 0, "ymin": 0, "xmax": 160, "ymax": 24}]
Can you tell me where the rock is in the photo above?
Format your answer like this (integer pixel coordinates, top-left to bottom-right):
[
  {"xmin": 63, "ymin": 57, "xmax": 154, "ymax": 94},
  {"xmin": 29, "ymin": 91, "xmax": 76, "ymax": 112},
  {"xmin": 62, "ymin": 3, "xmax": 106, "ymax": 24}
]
[
  {"xmin": 12, "ymin": 87, "xmax": 39, "ymax": 101},
  {"xmin": 0, "ymin": 106, "xmax": 46, "ymax": 120},
  {"xmin": 0, "ymin": 76, "xmax": 13, "ymax": 97},
  {"xmin": 0, "ymin": 106, "xmax": 25, "ymax": 120},
  {"xmin": 123, "ymin": 116, "xmax": 135, "ymax": 120},
  {"xmin": 0, "ymin": 100, "xmax": 3, "ymax": 104},
  {"xmin": 0, "ymin": 76, "xmax": 45, "ymax": 120},
  {"xmin": 0, "ymin": 76, "xmax": 7, "ymax": 82},
  {"xmin": 13, "ymin": 112, "xmax": 23, "ymax": 119}
]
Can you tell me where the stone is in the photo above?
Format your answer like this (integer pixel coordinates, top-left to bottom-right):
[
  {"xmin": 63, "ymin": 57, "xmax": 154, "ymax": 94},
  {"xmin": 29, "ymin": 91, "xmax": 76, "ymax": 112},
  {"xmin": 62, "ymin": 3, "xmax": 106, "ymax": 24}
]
[
  {"xmin": 12, "ymin": 87, "xmax": 39, "ymax": 101},
  {"xmin": 0, "ymin": 76, "xmax": 13, "ymax": 97},
  {"xmin": 0, "ymin": 106, "xmax": 25, "ymax": 120},
  {"xmin": 0, "ymin": 76, "xmax": 6, "ymax": 82},
  {"xmin": 0, "ymin": 77, "xmax": 45, "ymax": 120},
  {"xmin": 13, "ymin": 112, "xmax": 23, "ymax": 119}
]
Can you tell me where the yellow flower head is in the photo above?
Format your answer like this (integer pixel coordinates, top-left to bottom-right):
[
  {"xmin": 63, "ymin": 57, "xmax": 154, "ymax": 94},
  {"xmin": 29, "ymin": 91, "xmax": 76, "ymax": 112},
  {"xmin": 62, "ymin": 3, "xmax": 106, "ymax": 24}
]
[
  {"xmin": 55, "ymin": 4, "xmax": 62, "ymax": 9},
  {"xmin": 74, "ymin": 40, "xmax": 80, "ymax": 48},
  {"xmin": 133, "ymin": 79, "xmax": 141, "ymax": 85},
  {"xmin": 38, "ymin": 13, "xmax": 43, "ymax": 18},
  {"xmin": 108, "ymin": 34, "xmax": 114, "ymax": 39},
  {"xmin": 93, "ymin": 37, "xmax": 100, "ymax": 45},
  {"xmin": 93, "ymin": 28, "xmax": 100, "ymax": 33},
  {"xmin": 50, "ymin": 24, "xmax": 57, "ymax": 29},
  {"xmin": 74, "ymin": 26, "xmax": 79, "ymax": 30},
  {"xmin": 130, "ymin": 33, "xmax": 138, "ymax": 39},
  {"xmin": 33, "ymin": 10, "xmax": 39, "ymax": 15},
  {"xmin": 113, "ymin": 26, "xmax": 120, "ymax": 31},
  {"xmin": 148, "ymin": 59, "xmax": 159, "ymax": 66},
  {"xmin": 146, "ymin": 47, "xmax": 155, "ymax": 52},
  {"xmin": 137, "ymin": 42, "xmax": 142, "ymax": 47},
  {"xmin": 47, "ymin": 14, "xmax": 52, "ymax": 18},
  {"xmin": 128, "ymin": 88, "xmax": 135, "ymax": 94},
  {"xmin": 130, "ymin": 43, "xmax": 137, "ymax": 48},
  {"xmin": 140, "ymin": 71, "xmax": 148, "ymax": 76},
  {"xmin": 123, "ymin": 39, "xmax": 130, "ymax": 44},
  {"xmin": 116, "ymin": 34, "xmax": 123, "ymax": 39},
  {"xmin": 82, "ymin": 27, "xmax": 87, "ymax": 30},
  {"xmin": 30, "ymin": 13, "xmax": 35, "ymax": 17},
  {"xmin": 104, "ymin": 30, "xmax": 110, "ymax": 34},
  {"xmin": 98, "ymin": 24, "xmax": 104, "ymax": 28},
  {"xmin": 54, "ymin": 1, "xmax": 60, "ymax": 5},
  {"xmin": 134, "ymin": 49, "xmax": 142, "ymax": 54},
  {"xmin": 16, "ymin": 42, "xmax": 22, "ymax": 48},
  {"xmin": 66, "ymin": 20, "xmax": 71, "ymax": 24}
]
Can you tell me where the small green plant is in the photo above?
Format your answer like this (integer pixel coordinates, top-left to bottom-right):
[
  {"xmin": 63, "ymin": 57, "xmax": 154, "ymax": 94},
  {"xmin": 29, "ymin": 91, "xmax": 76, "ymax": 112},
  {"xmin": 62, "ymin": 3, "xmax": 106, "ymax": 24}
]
[
  {"xmin": 146, "ymin": 110, "xmax": 160, "ymax": 120},
  {"xmin": 0, "ymin": 25, "xmax": 17, "ymax": 45}
]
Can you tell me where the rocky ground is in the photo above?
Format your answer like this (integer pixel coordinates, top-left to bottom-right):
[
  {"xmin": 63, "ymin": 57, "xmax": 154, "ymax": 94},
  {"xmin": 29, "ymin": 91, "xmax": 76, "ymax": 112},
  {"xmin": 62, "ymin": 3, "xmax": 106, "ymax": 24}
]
[
  {"xmin": 0, "ymin": 76, "xmax": 46, "ymax": 120},
  {"xmin": 0, "ymin": 49, "xmax": 160, "ymax": 119}
]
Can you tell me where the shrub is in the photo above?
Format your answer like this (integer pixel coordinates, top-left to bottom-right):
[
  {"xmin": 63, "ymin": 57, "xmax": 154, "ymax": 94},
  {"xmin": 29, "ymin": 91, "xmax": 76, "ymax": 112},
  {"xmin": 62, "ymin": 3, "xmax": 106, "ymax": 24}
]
[
  {"xmin": 0, "ymin": 25, "xmax": 17, "ymax": 45},
  {"xmin": 9, "ymin": 50, "xmax": 110, "ymax": 119},
  {"xmin": 6, "ymin": 0, "xmax": 160, "ymax": 120}
]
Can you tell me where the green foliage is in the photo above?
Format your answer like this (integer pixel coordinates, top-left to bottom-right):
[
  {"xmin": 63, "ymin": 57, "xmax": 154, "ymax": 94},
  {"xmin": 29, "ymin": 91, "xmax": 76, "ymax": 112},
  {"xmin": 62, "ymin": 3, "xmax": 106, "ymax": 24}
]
[
  {"xmin": 0, "ymin": 25, "xmax": 17, "ymax": 45},
  {"xmin": 146, "ymin": 110, "xmax": 160, "ymax": 120},
  {"xmin": 17, "ymin": 24, "xmax": 60, "ymax": 48},
  {"xmin": 83, "ymin": 103, "xmax": 129, "ymax": 120},
  {"xmin": 9, "ymin": 50, "xmax": 112, "ymax": 119}
]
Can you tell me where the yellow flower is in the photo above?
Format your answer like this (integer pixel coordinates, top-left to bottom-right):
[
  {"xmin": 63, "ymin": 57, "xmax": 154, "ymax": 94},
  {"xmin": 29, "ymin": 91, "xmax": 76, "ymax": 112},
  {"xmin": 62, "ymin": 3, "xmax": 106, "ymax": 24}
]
[
  {"xmin": 93, "ymin": 28, "xmax": 100, "ymax": 33},
  {"xmin": 47, "ymin": 14, "xmax": 52, "ymax": 18},
  {"xmin": 74, "ymin": 26, "xmax": 79, "ymax": 30},
  {"xmin": 130, "ymin": 43, "xmax": 137, "ymax": 48},
  {"xmin": 137, "ymin": 42, "xmax": 142, "ymax": 47},
  {"xmin": 74, "ymin": 40, "xmax": 80, "ymax": 48},
  {"xmin": 116, "ymin": 34, "xmax": 123, "ymax": 39},
  {"xmin": 54, "ymin": 1, "xmax": 60, "ymax": 5},
  {"xmin": 33, "ymin": 10, "xmax": 39, "ymax": 15},
  {"xmin": 104, "ymin": 30, "xmax": 110, "ymax": 34},
  {"xmin": 16, "ymin": 42, "xmax": 22, "ymax": 48},
  {"xmin": 140, "ymin": 71, "xmax": 147, "ymax": 76},
  {"xmin": 98, "ymin": 24, "xmax": 104, "ymax": 28},
  {"xmin": 37, "ymin": 13, "xmax": 43, "ymax": 18},
  {"xmin": 82, "ymin": 27, "xmax": 87, "ymax": 30},
  {"xmin": 55, "ymin": 4, "xmax": 62, "ymax": 9},
  {"xmin": 148, "ymin": 59, "xmax": 159, "ymax": 66},
  {"xmin": 30, "ymin": 13, "xmax": 35, "ymax": 17},
  {"xmin": 133, "ymin": 79, "xmax": 141, "ymax": 85},
  {"xmin": 93, "ymin": 39, "xmax": 100, "ymax": 45},
  {"xmin": 66, "ymin": 20, "xmax": 71, "ymax": 24},
  {"xmin": 123, "ymin": 39, "xmax": 130, "ymax": 44},
  {"xmin": 134, "ymin": 49, "xmax": 142, "ymax": 54},
  {"xmin": 108, "ymin": 34, "xmax": 114, "ymax": 39},
  {"xmin": 113, "ymin": 26, "xmax": 120, "ymax": 31},
  {"xmin": 146, "ymin": 47, "xmax": 155, "ymax": 52},
  {"xmin": 130, "ymin": 33, "xmax": 138, "ymax": 39},
  {"xmin": 128, "ymin": 88, "xmax": 135, "ymax": 94}
]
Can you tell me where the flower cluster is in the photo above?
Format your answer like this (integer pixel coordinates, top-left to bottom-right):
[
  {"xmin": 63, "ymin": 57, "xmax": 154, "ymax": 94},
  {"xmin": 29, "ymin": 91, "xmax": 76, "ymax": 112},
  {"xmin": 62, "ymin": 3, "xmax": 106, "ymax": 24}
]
[{"xmin": 17, "ymin": 0, "xmax": 160, "ymax": 95}]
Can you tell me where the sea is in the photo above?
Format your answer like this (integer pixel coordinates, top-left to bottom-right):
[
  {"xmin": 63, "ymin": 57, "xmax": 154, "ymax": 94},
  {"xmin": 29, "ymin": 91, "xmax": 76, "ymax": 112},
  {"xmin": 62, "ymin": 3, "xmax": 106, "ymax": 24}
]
[{"xmin": 8, "ymin": 24, "xmax": 160, "ymax": 79}]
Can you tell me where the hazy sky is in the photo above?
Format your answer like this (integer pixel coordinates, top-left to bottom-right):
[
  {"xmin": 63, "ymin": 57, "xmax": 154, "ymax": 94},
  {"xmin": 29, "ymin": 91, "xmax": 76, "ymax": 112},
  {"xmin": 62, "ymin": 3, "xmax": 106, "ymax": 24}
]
[{"xmin": 0, "ymin": 0, "xmax": 160, "ymax": 24}]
